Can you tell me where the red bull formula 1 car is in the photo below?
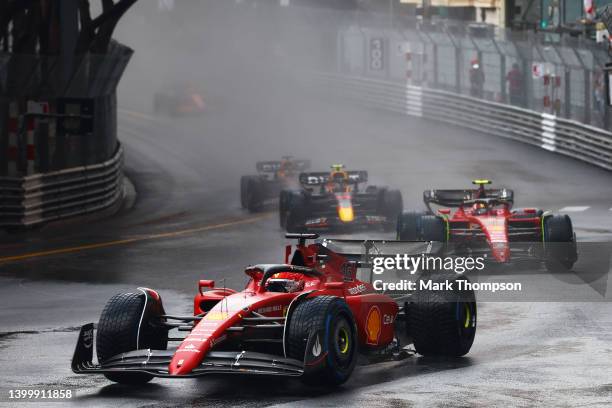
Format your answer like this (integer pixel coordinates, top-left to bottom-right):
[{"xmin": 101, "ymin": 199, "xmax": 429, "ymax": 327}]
[
  {"xmin": 241, "ymin": 157, "xmax": 310, "ymax": 212},
  {"xmin": 397, "ymin": 180, "xmax": 577, "ymax": 271},
  {"xmin": 72, "ymin": 234, "xmax": 476, "ymax": 386},
  {"xmin": 280, "ymin": 165, "xmax": 403, "ymax": 232}
]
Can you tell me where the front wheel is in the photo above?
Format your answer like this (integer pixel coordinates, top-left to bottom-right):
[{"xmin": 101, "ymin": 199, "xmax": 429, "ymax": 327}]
[
  {"xmin": 397, "ymin": 211, "xmax": 425, "ymax": 240},
  {"xmin": 96, "ymin": 291, "xmax": 168, "ymax": 384},
  {"xmin": 285, "ymin": 296, "xmax": 357, "ymax": 386},
  {"xmin": 421, "ymin": 215, "xmax": 447, "ymax": 242}
]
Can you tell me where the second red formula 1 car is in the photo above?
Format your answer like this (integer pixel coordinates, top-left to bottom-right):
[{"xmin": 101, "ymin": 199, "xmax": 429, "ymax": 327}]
[
  {"xmin": 397, "ymin": 180, "xmax": 577, "ymax": 271},
  {"xmin": 72, "ymin": 234, "xmax": 476, "ymax": 386}
]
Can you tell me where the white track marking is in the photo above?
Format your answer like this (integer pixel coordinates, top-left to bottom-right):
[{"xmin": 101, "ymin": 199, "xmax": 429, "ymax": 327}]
[{"xmin": 558, "ymin": 206, "xmax": 590, "ymax": 212}]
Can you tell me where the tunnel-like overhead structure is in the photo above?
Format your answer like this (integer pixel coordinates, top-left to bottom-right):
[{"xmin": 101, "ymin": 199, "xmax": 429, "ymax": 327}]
[{"xmin": 0, "ymin": 0, "xmax": 138, "ymax": 227}]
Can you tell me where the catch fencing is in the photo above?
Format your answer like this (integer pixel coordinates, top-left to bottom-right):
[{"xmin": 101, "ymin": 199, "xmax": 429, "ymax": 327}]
[
  {"xmin": 324, "ymin": 17, "xmax": 612, "ymax": 172},
  {"xmin": 338, "ymin": 19, "xmax": 611, "ymax": 130}
]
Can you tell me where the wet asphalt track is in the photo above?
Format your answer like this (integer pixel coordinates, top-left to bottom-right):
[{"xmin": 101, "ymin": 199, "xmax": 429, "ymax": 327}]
[{"xmin": 1, "ymin": 76, "xmax": 612, "ymax": 407}]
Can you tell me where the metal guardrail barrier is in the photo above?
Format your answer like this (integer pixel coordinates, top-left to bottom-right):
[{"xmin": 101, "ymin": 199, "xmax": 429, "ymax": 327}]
[
  {"xmin": 338, "ymin": 19, "xmax": 611, "ymax": 130},
  {"xmin": 313, "ymin": 73, "xmax": 612, "ymax": 172},
  {"xmin": 0, "ymin": 144, "xmax": 124, "ymax": 228}
]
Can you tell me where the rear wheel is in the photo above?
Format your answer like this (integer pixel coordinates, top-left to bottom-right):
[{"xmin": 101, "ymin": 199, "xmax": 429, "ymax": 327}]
[
  {"xmin": 380, "ymin": 189, "xmax": 403, "ymax": 231},
  {"xmin": 285, "ymin": 296, "xmax": 357, "ymax": 386},
  {"xmin": 544, "ymin": 215, "xmax": 577, "ymax": 271},
  {"xmin": 279, "ymin": 190, "xmax": 290, "ymax": 228},
  {"xmin": 285, "ymin": 192, "xmax": 307, "ymax": 233},
  {"xmin": 240, "ymin": 176, "xmax": 251, "ymax": 209},
  {"xmin": 285, "ymin": 209, "xmax": 305, "ymax": 233},
  {"xmin": 96, "ymin": 292, "xmax": 168, "ymax": 384},
  {"xmin": 421, "ymin": 215, "xmax": 447, "ymax": 242},
  {"xmin": 408, "ymin": 273, "xmax": 476, "ymax": 357},
  {"xmin": 245, "ymin": 178, "xmax": 264, "ymax": 212}
]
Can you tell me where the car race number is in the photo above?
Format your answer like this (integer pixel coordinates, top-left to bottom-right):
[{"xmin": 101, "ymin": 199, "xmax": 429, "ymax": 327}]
[{"xmin": 370, "ymin": 38, "xmax": 385, "ymax": 71}]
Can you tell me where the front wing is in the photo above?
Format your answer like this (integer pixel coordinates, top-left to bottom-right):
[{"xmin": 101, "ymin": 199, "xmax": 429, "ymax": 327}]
[{"xmin": 72, "ymin": 324, "xmax": 304, "ymax": 378}]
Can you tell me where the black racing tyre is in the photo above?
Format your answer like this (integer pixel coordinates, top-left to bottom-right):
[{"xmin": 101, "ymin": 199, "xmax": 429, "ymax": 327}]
[
  {"xmin": 245, "ymin": 178, "xmax": 264, "ymax": 212},
  {"xmin": 285, "ymin": 209, "xmax": 305, "ymax": 233},
  {"xmin": 285, "ymin": 192, "xmax": 307, "ymax": 233},
  {"xmin": 408, "ymin": 273, "xmax": 477, "ymax": 357},
  {"xmin": 397, "ymin": 211, "xmax": 424, "ymax": 240},
  {"xmin": 240, "ymin": 176, "xmax": 251, "ymax": 209},
  {"xmin": 279, "ymin": 190, "xmax": 290, "ymax": 228},
  {"xmin": 544, "ymin": 215, "xmax": 577, "ymax": 271},
  {"xmin": 286, "ymin": 296, "xmax": 357, "ymax": 386},
  {"xmin": 421, "ymin": 215, "xmax": 447, "ymax": 242},
  {"xmin": 380, "ymin": 189, "xmax": 403, "ymax": 232},
  {"xmin": 96, "ymin": 292, "xmax": 168, "ymax": 384}
]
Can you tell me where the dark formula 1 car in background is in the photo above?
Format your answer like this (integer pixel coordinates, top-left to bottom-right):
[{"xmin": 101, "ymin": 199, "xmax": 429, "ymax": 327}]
[
  {"xmin": 72, "ymin": 234, "xmax": 476, "ymax": 386},
  {"xmin": 154, "ymin": 81, "xmax": 206, "ymax": 116},
  {"xmin": 280, "ymin": 165, "xmax": 403, "ymax": 232},
  {"xmin": 241, "ymin": 157, "xmax": 311, "ymax": 212},
  {"xmin": 397, "ymin": 180, "xmax": 577, "ymax": 271}
]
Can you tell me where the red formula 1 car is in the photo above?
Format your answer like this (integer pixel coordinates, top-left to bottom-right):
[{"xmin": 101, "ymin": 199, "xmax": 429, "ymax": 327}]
[
  {"xmin": 72, "ymin": 234, "xmax": 476, "ymax": 386},
  {"xmin": 397, "ymin": 180, "xmax": 577, "ymax": 271}
]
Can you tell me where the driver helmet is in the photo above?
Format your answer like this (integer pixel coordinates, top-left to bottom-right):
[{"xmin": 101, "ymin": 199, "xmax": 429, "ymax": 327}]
[{"xmin": 266, "ymin": 279, "xmax": 305, "ymax": 293}]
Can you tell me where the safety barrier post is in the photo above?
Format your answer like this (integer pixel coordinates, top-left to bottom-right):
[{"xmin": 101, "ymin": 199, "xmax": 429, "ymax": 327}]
[
  {"xmin": 26, "ymin": 101, "xmax": 50, "ymax": 175},
  {"xmin": 7, "ymin": 101, "xmax": 19, "ymax": 176}
]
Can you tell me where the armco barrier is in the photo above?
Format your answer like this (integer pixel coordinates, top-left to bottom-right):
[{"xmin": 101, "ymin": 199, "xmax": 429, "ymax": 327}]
[
  {"xmin": 313, "ymin": 73, "xmax": 612, "ymax": 172},
  {"xmin": 0, "ymin": 144, "xmax": 124, "ymax": 228}
]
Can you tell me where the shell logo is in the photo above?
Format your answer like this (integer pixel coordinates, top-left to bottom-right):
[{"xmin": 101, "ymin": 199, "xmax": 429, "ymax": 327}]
[{"xmin": 365, "ymin": 306, "xmax": 382, "ymax": 345}]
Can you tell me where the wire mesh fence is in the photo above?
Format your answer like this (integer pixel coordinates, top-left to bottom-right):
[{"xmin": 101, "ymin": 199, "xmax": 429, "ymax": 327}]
[{"xmin": 337, "ymin": 18, "xmax": 611, "ymax": 131}]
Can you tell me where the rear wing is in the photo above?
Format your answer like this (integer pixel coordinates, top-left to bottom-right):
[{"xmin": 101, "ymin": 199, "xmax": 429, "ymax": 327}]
[
  {"xmin": 256, "ymin": 160, "xmax": 311, "ymax": 173},
  {"xmin": 423, "ymin": 188, "xmax": 514, "ymax": 213},
  {"xmin": 299, "ymin": 171, "xmax": 368, "ymax": 186}
]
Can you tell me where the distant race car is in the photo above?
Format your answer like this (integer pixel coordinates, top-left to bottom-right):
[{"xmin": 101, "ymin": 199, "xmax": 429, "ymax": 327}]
[
  {"xmin": 240, "ymin": 157, "xmax": 310, "ymax": 212},
  {"xmin": 280, "ymin": 165, "xmax": 402, "ymax": 232},
  {"xmin": 154, "ymin": 82, "xmax": 206, "ymax": 116},
  {"xmin": 72, "ymin": 233, "xmax": 477, "ymax": 386},
  {"xmin": 397, "ymin": 180, "xmax": 577, "ymax": 271}
]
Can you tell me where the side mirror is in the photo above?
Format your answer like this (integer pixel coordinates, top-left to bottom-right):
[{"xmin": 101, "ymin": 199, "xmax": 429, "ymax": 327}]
[{"xmin": 198, "ymin": 280, "xmax": 215, "ymax": 294}]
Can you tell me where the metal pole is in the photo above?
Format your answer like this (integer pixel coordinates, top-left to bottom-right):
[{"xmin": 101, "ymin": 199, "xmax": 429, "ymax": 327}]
[{"xmin": 59, "ymin": 0, "xmax": 78, "ymax": 90}]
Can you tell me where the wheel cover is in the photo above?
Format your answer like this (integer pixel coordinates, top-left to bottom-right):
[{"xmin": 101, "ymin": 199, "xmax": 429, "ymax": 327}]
[
  {"xmin": 463, "ymin": 303, "xmax": 471, "ymax": 329},
  {"xmin": 333, "ymin": 317, "xmax": 353, "ymax": 365},
  {"xmin": 337, "ymin": 327, "xmax": 350, "ymax": 354}
]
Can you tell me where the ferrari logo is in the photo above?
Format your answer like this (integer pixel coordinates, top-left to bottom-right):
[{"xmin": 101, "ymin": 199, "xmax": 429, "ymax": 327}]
[{"xmin": 82, "ymin": 328, "xmax": 93, "ymax": 349}]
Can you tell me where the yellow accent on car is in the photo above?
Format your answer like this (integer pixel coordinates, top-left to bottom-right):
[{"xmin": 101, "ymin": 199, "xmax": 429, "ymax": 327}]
[
  {"xmin": 338, "ymin": 327, "xmax": 350, "ymax": 354},
  {"xmin": 338, "ymin": 206, "xmax": 354, "ymax": 222},
  {"xmin": 464, "ymin": 304, "xmax": 471, "ymax": 328},
  {"xmin": 472, "ymin": 179, "xmax": 492, "ymax": 185}
]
